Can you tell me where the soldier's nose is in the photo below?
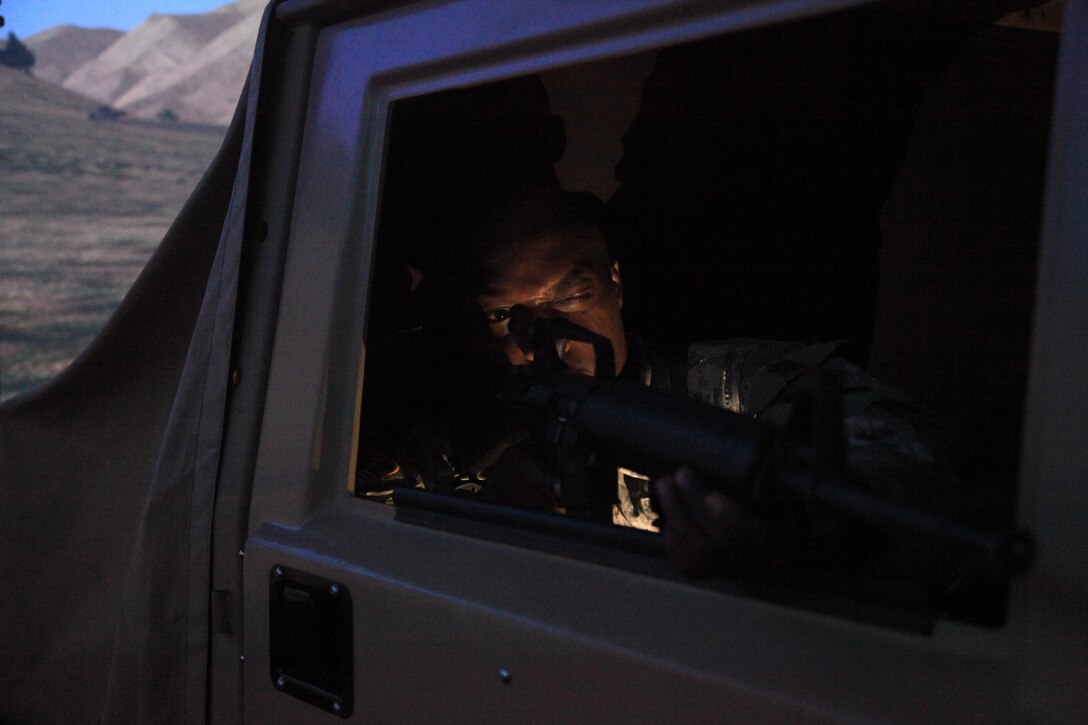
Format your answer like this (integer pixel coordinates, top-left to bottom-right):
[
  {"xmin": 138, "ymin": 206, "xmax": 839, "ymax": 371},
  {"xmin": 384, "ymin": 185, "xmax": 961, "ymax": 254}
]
[
  {"xmin": 508, "ymin": 305, "xmax": 534, "ymax": 359},
  {"xmin": 504, "ymin": 337, "xmax": 533, "ymax": 365}
]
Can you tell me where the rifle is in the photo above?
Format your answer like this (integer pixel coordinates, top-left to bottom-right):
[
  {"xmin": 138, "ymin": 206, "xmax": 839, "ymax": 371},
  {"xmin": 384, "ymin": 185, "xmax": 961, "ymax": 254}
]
[{"xmin": 499, "ymin": 313, "xmax": 1032, "ymax": 582}]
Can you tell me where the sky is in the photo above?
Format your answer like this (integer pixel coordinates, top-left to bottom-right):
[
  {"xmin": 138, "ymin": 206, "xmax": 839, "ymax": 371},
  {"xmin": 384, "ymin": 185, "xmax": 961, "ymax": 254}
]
[{"xmin": 3, "ymin": 0, "xmax": 234, "ymax": 39}]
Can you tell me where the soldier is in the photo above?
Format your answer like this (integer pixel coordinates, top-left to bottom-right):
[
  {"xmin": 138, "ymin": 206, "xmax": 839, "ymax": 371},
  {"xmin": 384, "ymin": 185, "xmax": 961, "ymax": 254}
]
[{"xmin": 468, "ymin": 186, "xmax": 940, "ymax": 576}]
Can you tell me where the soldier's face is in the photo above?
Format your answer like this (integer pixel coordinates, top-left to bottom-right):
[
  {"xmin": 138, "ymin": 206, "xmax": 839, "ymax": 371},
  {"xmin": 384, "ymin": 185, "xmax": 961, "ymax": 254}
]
[{"xmin": 477, "ymin": 234, "xmax": 628, "ymax": 377}]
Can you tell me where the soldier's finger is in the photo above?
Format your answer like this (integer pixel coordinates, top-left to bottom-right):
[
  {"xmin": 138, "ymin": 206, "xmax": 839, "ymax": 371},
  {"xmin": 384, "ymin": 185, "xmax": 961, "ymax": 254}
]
[
  {"xmin": 701, "ymin": 492, "xmax": 769, "ymax": 551},
  {"xmin": 656, "ymin": 474, "xmax": 713, "ymax": 576}
]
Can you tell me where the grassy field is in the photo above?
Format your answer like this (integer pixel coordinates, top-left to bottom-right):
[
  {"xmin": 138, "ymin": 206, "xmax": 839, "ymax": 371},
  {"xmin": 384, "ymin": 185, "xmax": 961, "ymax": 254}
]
[{"xmin": 0, "ymin": 67, "xmax": 225, "ymax": 400}]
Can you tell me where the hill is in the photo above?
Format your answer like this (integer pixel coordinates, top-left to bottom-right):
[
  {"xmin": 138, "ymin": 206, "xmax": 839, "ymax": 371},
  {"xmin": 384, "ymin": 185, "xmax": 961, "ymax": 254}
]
[
  {"xmin": 28, "ymin": 0, "xmax": 263, "ymax": 126},
  {"xmin": 111, "ymin": 9, "xmax": 261, "ymax": 125},
  {"xmin": 0, "ymin": 66, "xmax": 225, "ymax": 399},
  {"xmin": 0, "ymin": 62, "xmax": 99, "ymax": 116},
  {"xmin": 62, "ymin": 12, "xmax": 243, "ymax": 108},
  {"xmin": 26, "ymin": 26, "xmax": 124, "ymax": 85}
]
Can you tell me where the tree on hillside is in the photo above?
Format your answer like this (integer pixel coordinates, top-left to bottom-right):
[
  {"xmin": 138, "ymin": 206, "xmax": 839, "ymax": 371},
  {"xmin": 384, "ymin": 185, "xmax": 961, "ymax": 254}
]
[{"xmin": 0, "ymin": 31, "xmax": 35, "ymax": 71}]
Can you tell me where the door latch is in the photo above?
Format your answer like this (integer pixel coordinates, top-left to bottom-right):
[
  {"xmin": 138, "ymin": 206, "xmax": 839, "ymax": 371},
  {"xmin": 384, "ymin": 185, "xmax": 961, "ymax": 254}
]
[{"xmin": 270, "ymin": 565, "xmax": 353, "ymax": 717}]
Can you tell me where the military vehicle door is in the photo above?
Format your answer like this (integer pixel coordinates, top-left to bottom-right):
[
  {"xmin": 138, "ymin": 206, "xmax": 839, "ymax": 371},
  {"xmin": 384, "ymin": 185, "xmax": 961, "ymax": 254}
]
[{"xmin": 218, "ymin": 0, "xmax": 1087, "ymax": 722}]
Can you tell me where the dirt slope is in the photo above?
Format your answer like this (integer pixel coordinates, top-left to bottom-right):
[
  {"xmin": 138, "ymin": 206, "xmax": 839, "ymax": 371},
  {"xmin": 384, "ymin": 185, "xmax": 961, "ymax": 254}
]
[
  {"xmin": 25, "ymin": 26, "xmax": 124, "ymax": 86},
  {"xmin": 34, "ymin": 0, "xmax": 264, "ymax": 125}
]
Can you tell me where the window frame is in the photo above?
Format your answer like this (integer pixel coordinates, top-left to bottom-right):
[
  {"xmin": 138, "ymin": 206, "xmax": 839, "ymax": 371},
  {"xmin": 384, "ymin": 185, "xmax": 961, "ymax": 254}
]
[{"xmin": 248, "ymin": 0, "xmax": 1065, "ymax": 637}]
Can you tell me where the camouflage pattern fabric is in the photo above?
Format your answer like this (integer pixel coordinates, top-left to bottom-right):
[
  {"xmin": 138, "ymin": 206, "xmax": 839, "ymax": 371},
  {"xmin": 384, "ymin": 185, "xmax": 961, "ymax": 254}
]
[{"xmin": 614, "ymin": 337, "xmax": 932, "ymax": 530}]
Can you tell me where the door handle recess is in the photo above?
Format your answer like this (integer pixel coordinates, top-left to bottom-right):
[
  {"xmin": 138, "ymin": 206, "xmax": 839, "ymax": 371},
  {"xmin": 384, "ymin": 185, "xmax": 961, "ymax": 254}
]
[{"xmin": 270, "ymin": 565, "xmax": 353, "ymax": 718}]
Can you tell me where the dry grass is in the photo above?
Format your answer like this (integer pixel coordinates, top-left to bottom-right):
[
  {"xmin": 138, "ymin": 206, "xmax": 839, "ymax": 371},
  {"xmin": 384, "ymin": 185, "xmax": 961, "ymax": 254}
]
[{"xmin": 0, "ymin": 67, "xmax": 225, "ymax": 399}]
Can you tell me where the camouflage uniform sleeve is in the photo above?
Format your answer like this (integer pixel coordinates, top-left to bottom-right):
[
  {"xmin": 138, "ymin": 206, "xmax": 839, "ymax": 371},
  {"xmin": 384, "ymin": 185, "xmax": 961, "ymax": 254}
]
[
  {"xmin": 612, "ymin": 339, "xmax": 941, "ymax": 532},
  {"xmin": 687, "ymin": 339, "xmax": 944, "ymax": 505}
]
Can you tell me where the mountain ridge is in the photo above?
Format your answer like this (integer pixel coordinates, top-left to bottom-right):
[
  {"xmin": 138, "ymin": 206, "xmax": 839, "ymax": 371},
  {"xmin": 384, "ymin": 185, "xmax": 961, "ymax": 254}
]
[
  {"xmin": 24, "ymin": 26, "xmax": 124, "ymax": 85},
  {"xmin": 27, "ymin": 1, "xmax": 263, "ymax": 126}
]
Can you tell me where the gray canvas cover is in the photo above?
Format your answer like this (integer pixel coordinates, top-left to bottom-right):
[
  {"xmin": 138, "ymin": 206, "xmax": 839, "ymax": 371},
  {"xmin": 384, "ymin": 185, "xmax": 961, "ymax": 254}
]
[{"xmin": 0, "ymin": 4, "xmax": 274, "ymax": 722}]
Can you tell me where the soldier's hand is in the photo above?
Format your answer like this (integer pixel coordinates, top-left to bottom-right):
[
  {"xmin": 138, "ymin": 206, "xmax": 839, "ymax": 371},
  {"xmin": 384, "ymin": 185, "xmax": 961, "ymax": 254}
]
[{"xmin": 655, "ymin": 468, "xmax": 770, "ymax": 577}]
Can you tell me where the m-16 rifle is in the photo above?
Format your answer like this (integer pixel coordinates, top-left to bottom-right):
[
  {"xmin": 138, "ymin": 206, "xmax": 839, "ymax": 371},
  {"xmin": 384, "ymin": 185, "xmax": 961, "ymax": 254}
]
[{"xmin": 499, "ymin": 312, "xmax": 1033, "ymax": 582}]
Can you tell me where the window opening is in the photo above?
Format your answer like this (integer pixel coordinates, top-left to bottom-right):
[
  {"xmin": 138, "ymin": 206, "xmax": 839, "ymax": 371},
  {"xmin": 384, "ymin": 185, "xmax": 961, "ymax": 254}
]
[{"xmin": 353, "ymin": 2, "xmax": 1059, "ymax": 626}]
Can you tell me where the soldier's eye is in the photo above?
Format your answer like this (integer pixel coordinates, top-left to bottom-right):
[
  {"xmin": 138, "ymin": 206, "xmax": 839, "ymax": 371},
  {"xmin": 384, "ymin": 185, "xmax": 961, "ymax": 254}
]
[
  {"xmin": 555, "ymin": 292, "xmax": 591, "ymax": 308},
  {"xmin": 487, "ymin": 308, "xmax": 511, "ymax": 323}
]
